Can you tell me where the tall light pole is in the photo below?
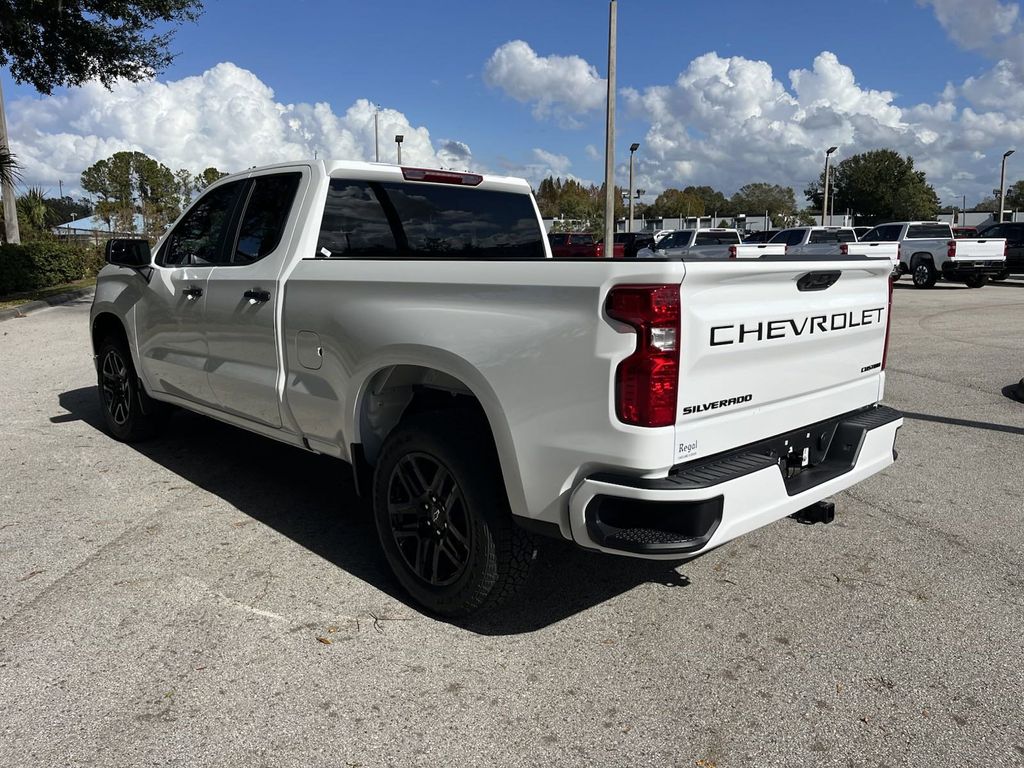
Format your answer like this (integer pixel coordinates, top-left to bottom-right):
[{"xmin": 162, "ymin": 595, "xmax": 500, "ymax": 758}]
[
  {"xmin": 822, "ymin": 146, "xmax": 837, "ymax": 227},
  {"xmin": 628, "ymin": 142, "xmax": 639, "ymax": 233},
  {"xmin": 602, "ymin": 0, "xmax": 617, "ymax": 256},
  {"xmin": 999, "ymin": 149, "xmax": 1015, "ymax": 223},
  {"xmin": 374, "ymin": 107, "xmax": 380, "ymax": 162},
  {"xmin": 395, "ymin": 134, "xmax": 404, "ymax": 165}
]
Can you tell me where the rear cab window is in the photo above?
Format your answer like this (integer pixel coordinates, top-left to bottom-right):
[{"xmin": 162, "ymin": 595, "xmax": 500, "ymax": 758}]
[
  {"xmin": 317, "ymin": 179, "xmax": 546, "ymax": 259},
  {"xmin": 694, "ymin": 231, "xmax": 740, "ymax": 246},
  {"xmin": 907, "ymin": 224, "xmax": 953, "ymax": 239}
]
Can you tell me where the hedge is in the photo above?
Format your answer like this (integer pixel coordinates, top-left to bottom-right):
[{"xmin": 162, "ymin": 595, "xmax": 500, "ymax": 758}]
[{"xmin": 0, "ymin": 241, "xmax": 106, "ymax": 295}]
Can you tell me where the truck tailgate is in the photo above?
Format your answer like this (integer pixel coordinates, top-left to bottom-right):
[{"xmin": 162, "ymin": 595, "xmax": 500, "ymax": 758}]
[
  {"xmin": 845, "ymin": 241, "xmax": 898, "ymax": 265},
  {"xmin": 951, "ymin": 237, "xmax": 1006, "ymax": 261},
  {"xmin": 734, "ymin": 243, "xmax": 786, "ymax": 259},
  {"xmin": 672, "ymin": 259, "xmax": 891, "ymax": 465}
]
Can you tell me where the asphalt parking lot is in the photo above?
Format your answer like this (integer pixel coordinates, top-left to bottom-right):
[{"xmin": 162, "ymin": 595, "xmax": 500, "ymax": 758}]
[{"xmin": 1, "ymin": 278, "xmax": 1022, "ymax": 767}]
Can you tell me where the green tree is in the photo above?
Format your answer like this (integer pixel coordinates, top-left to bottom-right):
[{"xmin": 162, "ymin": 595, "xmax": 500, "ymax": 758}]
[
  {"xmin": 682, "ymin": 185, "xmax": 732, "ymax": 217},
  {"xmin": 1005, "ymin": 180, "xmax": 1024, "ymax": 210},
  {"xmin": 806, "ymin": 149, "xmax": 939, "ymax": 224},
  {"xmin": 196, "ymin": 166, "xmax": 227, "ymax": 189},
  {"xmin": 81, "ymin": 151, "xmax": 182, "ymax": 238},
  {"xmin": 16, "ymin": 187, "xmax": 55, "ymax": 236},
  {"xmin": 0, "ymin": 0, "xmax": 204, "ymax": 244},
  {"xmin": 648, "ymin": 188, "xmax": 704, "ymax": 219},
  {"xmin": 731, "ymin": 183, "xmax": 797, "ymax": 219},
  {"xmin": 0, "ymin": 0, "xmax": 204, "ymax": 94}
]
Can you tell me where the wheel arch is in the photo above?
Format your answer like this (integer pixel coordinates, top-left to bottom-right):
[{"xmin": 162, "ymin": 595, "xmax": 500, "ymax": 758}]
[{"xmin": 350, "ymin": 361, "xmax": 527, "ymax": 517}]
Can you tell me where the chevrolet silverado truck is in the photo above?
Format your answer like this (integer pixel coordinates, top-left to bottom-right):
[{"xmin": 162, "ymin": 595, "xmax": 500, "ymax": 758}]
[
  {"xmin": 91, "ymin": 160, "xmax": 902, "ymax": 616},
  {"xmin": 858, "ymin": 221, "xmax": 1005, "ymax": 288},
  {"xmin": 769, "ymin": 226, "xmax": 857, "ymax": 257},
  {"xmin": 639, "ymin": 228, "xmax": 786, "ymax": 259}
]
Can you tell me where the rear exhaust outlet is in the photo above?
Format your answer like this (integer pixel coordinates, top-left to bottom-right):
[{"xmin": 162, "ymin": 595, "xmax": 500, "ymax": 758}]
[{"xmin": 790, "ymin": 500, "xmax": 835, "ymax": 525}]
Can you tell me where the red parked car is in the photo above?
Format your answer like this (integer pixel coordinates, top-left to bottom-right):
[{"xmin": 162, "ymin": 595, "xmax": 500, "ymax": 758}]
[{"xmin": 548, "ymin": 232, "xmax": 598, "ymax": 257}]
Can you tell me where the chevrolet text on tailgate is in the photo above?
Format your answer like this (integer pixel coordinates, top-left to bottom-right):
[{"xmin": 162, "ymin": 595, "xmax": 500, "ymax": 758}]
[{"xmin": 91, "ymin": 160, "xmax": 903, "ymax": 616}]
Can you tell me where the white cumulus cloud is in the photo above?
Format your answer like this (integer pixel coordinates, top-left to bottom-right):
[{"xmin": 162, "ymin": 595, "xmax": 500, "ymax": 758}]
[
  {"xmin": 483, "ymin": 40, "xmax": 605, "ymax": 128},
  {"xmin": 5, "ymin": 62, "xmax": 474, "ymax": 196}
]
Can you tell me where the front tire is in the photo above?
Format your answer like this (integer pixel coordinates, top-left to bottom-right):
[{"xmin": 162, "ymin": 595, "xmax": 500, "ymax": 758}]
[
  {"xmin": 911, "ymin": 259, "xmax": 938, "ymax": 288},
  {"xmin": 964, "ymin": 274, "xmax": 988, "ymax": 288},
  {"xmin": 372, "ymin": 412, "xmax": 535, "ymax": 616},
  {"xmin": 97, "ymin": 336, "xmax": 166, "ymax": 442}
]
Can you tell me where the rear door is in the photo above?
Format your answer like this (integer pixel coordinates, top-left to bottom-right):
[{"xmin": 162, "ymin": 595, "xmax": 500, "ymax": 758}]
[
  {"xmin": 672, "ymin": 258, "xmax": 892, "ymax": 464},
  {"xmin": 203, "ymin": 168, "xmax": 307, "ymax": 427}
]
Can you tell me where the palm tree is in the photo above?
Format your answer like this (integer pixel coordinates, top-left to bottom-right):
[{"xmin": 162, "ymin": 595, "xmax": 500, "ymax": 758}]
[
  {"xmin": 17, "ymin": 187, "xmax": 53, "ymax": 236},
  {"xmin": 0, "ymin": 148, "xmax": 18, "ymax": 189}
]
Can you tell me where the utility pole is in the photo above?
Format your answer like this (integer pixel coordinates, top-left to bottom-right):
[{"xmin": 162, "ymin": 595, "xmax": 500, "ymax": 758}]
[
  {"xmin": 603, "ymin": 0, "xmax": 617, "ymax": 256},
  {"xmin": 374, "ymin": 108, "xmax": 380, "ymax": 162},
  {"xmin": 0, "ymin": 78, "xmax": 20, "ymax": 244}
]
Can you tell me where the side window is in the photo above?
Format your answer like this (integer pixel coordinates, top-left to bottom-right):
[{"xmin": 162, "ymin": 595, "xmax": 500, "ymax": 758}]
[
  {"xmin": 316, "ymin": 180, "xmax": 398, "ymax": 258},
  {"xmin": 160, "ymin": 181, "xmax": 244, "ymax": 267},
  {"xmin": 768, "ymin": 230, "xmax": 789, "ymax": 244},
  {"xmin": 788, "ymin": 230, "xmax": 806, "ymax": 246},
  {"xmin": 549, "ymin": 234, "xmax": 567, "ymax": 246},
  {"xmin": 232, "ymin": 173, "xmax": 302, "ymax": 265}
]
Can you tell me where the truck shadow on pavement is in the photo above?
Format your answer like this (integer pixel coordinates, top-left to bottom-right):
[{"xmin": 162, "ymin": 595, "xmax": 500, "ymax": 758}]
[{"xmin": 55, "ymin": 386, "xmax": 691, "ymax": 635}]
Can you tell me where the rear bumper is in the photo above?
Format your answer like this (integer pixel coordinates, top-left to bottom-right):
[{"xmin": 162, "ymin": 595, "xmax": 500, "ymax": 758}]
[
  {"xmin": 568, "ymin": 405, "xmax": 902, "ymax": 559},
  {"xmin": 941, "ymin": 260, "xmax": 1006, "ymax": 276}
]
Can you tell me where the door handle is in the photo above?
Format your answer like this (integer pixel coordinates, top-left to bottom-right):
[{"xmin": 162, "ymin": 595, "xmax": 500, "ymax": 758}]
[
  {"xmin": 182, "ymin": 286, "xmax": 203, "ymax": 300},
  {"xmin": 243, "ymin": 289, "xmax": 271, "ymax": 304}
]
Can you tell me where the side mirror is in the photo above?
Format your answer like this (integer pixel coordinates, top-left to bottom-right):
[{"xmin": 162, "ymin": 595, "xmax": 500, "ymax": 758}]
[{"xmin": 105, "ymin": 238, "xmax": 152, "ymax": 268}]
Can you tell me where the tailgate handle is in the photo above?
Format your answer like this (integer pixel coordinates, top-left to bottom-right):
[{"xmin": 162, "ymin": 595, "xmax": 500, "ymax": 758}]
[{"xmin": 797, "ymin": 271, "xmax": 841, "ymax": 292}]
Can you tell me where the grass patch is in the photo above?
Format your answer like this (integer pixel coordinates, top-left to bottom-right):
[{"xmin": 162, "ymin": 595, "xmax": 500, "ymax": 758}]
[{"xmin": 0, "ymin": 277, "xmax": 96, "ymax": 310}]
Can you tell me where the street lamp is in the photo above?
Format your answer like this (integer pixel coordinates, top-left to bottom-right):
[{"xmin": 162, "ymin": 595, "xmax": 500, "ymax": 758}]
[
  {"xmin": 822, "ymin": 146, "xmax": 838, "ymax": 227},
  {"xmin": 999, "ymin": 149, "xmax": 1015, "ymax": 223},
  {"xmin": 395, "ymin": 134, "xmax": 404, "ymax": 165},
  {"xmin": 628, "ymin": 142, "xmax": 639, "ymax": 233}
]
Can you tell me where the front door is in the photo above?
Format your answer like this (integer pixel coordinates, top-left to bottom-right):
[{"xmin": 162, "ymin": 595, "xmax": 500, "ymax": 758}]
[{"xmin": 135, "ymin": 180, "xmax": 247, "ymax": 407}]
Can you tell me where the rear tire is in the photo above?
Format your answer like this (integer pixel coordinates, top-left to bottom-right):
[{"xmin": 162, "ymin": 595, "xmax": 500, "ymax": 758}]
[
  {"xmin": 372, "ymin": 412, "xmax": 535, "ymax": 616},
  {"xmin": 911, "ymin": 259, "xmax": 938, "ymax": 288},
  {"xmin": 97, "ymin": 336, "xmax": 167, "ymax": 442},
  {"xmin": 964, "ymin": 274, "xmax": 988, "ymax": 288},
  {"xmin": 992, "ymin": 270, "xmax": 1009, "ymax": 281}
]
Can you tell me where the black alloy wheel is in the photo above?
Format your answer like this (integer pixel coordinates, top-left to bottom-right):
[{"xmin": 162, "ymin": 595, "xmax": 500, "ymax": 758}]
[
  {"xmin": 386, "ymin": 452, "xmax": 473, "ymax": 587},
  {"xmin": 96, "ymin": 336, "xmax": 166, "ymax": 441},
  {"xmin": 372, "ymin": 412, "xmax": 535, "ymax": 616}
]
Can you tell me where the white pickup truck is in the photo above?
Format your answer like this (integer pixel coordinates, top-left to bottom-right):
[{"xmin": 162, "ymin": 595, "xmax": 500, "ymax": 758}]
[
  {"xmin": 858, "ymin": 221, "xmax": 1005, "ymax": 288},
  {"xmin": 91, "ymin": 160, "xmax": 902, "ymax": 616},
  {"xmin": 638, "ymin": 228, "xmax": 786, "ymax": 259},
  {"xmin": 769, "ymin": 226, "xmax": 857, "ymax": 257}
]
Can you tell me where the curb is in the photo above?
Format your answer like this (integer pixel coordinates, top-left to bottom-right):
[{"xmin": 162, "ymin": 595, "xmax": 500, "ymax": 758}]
[{"xmin": 0, "ymin": 287, "xmax": 95, "ymax": 323}]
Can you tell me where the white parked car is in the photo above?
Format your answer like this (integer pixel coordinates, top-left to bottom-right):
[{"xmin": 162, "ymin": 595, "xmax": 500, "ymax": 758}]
[{"xmin": 91, "ymin": 160, "xmax": 902, "ymax": 615}]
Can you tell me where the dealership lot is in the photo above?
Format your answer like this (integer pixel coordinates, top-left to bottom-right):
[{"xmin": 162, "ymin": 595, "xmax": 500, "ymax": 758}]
[{"xmin": 1, "ymin": 281, "xmax": 1022, "ymax": 767}]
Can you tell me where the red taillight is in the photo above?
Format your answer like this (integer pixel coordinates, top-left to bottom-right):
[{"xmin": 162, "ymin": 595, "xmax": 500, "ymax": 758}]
[
  {"xmin": 728, "ymin": 245, "xmax": 737, "ymax": 259},
  {"xmin": 401, "ymin": 167, "xmax": 483, "ymax": 186},
  {"xmin": 606, "ymin": 285, "xmax": 680, "ymax": 427},
  {"xmin": 882, "ymin": 275, "xmax": 894, "ymax": 370},
  {"xmin": 840, "ymin": 243, "xmax": 849, "ymax": 255},
  {"xmin": 947, "ymin": 240, "xmax": 956, "ymax": 259}
]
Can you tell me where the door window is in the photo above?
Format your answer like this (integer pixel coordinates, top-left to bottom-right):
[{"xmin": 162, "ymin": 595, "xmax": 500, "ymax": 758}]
[
  {"xmin": 231, "ymin": 173, "xmax": 302, "ymax": 265},
  {"xmin": 159, "ymin": 181, "xmax": 245, "ymax": 267}
]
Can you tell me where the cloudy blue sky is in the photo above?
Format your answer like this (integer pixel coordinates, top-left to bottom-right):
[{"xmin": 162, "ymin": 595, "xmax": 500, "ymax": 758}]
[{"xmin": 3, "ymin": 0, "xmax": 1022, "ymax": 207}]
